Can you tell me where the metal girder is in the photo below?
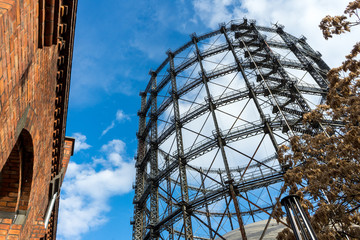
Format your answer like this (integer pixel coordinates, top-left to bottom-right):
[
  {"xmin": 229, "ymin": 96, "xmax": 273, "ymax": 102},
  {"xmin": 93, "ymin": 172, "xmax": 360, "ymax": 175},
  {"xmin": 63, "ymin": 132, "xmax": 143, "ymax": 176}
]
[
  {"xmin": 136, "ymin": 115, "xmax": 333, "ymax": 210},
  {"xmin": 277, "ymin": 27, "xmax": 329, "ymax": 89},
  {"xmin": 133, "ymin": 19, "xmax": 333, "ymax": 240},
  {"xmin": 240, "ymin": 23, "xmax": 312, "ymax": 136},
  {"xmin": 191, "ymin": 205, "xmax": 274, "ymax": 218},
  {"xmin": 142, "ymin": 30, "xmax": 326, "ymax": 116},
  {"xmin": 155, "ymin": 84, "xmax": 325, "ymax": 146},
  {"xmin": 149, "ymin": 72, "xmax": 159, "ymax": 239},
  {"xmin": 143, "ymin": 172, "xmax": 284, "ymax": 237},
  {"xmin": 133, "ymin": 93, "xmax": 147, "ymax": 240},
  {"xmin": 168, "ymin": 51, "xmax": 193, "ymax": 239},
  {"xmin": 136, "ymin": 121, "xmax": 323, "ymax": 230}
]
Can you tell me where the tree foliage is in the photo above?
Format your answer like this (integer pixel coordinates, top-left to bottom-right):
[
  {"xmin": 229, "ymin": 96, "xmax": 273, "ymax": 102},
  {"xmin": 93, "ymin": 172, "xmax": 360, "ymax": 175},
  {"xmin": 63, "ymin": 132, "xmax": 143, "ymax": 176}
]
[
  {"xmin": 320, "ymin": 0, "xmax": 360, "ymax": 39},
  {"xmin": 275, "ymin": 1, "xmax": 360, "ymax": 239}
]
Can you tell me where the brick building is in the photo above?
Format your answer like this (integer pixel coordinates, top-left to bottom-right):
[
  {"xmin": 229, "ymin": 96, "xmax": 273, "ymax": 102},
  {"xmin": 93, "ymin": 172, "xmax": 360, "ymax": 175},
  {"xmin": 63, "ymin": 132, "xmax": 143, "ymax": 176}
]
[{"xmin": 0, "ymin": 0, "xmax": 77, "ymax": 239}]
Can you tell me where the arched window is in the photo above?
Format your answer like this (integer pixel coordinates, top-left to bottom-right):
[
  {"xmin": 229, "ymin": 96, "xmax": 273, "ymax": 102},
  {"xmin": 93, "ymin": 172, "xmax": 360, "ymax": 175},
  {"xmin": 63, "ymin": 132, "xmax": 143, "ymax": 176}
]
[{"xmin": 0, "ymin": 129, "xmax": 34, "ymax": 223}]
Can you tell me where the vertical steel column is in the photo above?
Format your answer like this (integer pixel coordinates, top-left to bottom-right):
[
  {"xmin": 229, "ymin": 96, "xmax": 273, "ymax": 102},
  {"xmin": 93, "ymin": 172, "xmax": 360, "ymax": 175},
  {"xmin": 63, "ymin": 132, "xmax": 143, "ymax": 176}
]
[
  {"xmin": 200, "ymin": 168, "xmax": 214, "ymax": 239},
  {"xmin": 192, "ymin": 35, "xmax": 248, "ymax": 240},
  {"xmin": 281, "ymin": 195, "xmax": 318, "ymax": 240},
  {"xmin": 245, "ymin": 24, "xmax": 311, "ymax": 131},
  {"xmin": 166, "ymin": 155, "xmax": 174, "ymax": 240},
  {"xmin": 191, "ymin": 35, "xmax": 232, "ymax": 179},
  {"xmin": 259, "ymin": 166, "xmax": 274, "ymax": 206},
  {"xmin": 219, "ymin": 171, "xmax": 234, "ymax": 231},
  {"xmin": 297, "ymin": 38, "xmax": 330, "ymax": 72},
  {"xmin": 221, "ymin": 26, "xmax": 280, "ymax": 153},
  {"xmin": 133, "ymin": 92, "xmax": 147, "ymax": 240},
  {"xmin": 276, "ymin": 27, "xmax": 329, "ymax": 89},
  {"xmin": 149, "ymin": 71, "xmax": 159, "ymax": 239},
  {"xmin": 249, "ymin": 23, "xmax": 330, "ymax": 136},
  {"xmin": 167, "ymin": 51, "xmax": 194, "ymax": 239},
  {"xmin": 298, "ymin": 38, "xmax": 329, "ymax": 105},
  {"xmin": 244, "ymin": 191, "xmax": 255, "ymax": 222}
]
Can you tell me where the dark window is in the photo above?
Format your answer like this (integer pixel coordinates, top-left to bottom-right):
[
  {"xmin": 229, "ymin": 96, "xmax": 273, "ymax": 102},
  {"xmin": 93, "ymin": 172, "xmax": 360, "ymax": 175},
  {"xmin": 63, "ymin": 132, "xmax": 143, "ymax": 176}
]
[{"xmin": 0, "ymin": 129, "xmax": 34, "ymax": 223}]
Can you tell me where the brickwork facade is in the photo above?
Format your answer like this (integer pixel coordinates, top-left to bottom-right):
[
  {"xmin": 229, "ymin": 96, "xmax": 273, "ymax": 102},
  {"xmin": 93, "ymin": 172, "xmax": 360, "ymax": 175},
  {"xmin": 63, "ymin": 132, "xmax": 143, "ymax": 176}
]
[{"xmin": 0, "ymin": 0, "xmax": 77, "ymax": 239}]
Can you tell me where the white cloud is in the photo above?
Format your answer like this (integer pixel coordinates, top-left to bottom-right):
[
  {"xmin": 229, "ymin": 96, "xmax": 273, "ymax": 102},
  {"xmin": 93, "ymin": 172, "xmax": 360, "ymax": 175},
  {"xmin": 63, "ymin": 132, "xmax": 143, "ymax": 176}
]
[
  {"xmin": 193, "ymin": 0, "xmax": 241, "ymax": 29},
  {"xmin": 58, "ymin": 139, "xmax": 135, "ymax": 240},
  {"xmin": 100, "ymin": 121, "xmax": 116, "ymax": 137},
  {"xmin": 100, "ymin": 139, "xmax": 126, "ymax": 167},
  {"xmin": 116, "ymin": 109, "xmax": 131, "ymax": 122},
  {"xmin": 72, "ymin": 133, "xmax": 91, "ymax": 153},
  {"xmin": 101, "ymin": 110, "xmax": 131, "ymax": 137}
]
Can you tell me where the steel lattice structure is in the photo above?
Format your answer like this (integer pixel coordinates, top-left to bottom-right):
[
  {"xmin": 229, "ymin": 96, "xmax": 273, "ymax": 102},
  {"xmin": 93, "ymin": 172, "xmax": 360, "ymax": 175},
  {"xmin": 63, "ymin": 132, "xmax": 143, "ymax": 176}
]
[{"xmin": 132, "ymin": 19, "xmax": 338, "ymax": 240}]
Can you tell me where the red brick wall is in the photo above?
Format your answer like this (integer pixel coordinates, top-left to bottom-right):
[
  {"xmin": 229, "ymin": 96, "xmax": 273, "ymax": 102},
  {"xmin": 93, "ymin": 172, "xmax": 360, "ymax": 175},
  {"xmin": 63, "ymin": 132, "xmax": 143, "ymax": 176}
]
[{"xmin": 0, "ymin": 0, "xmax": 77, "ymax": 239}]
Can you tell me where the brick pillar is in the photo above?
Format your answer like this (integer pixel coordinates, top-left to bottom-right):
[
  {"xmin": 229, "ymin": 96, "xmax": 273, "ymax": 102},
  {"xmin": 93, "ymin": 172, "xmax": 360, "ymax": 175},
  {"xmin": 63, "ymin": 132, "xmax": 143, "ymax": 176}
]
[{"xmin": 61, "ymin": 137, "xmax": 74, "ymax": 174}]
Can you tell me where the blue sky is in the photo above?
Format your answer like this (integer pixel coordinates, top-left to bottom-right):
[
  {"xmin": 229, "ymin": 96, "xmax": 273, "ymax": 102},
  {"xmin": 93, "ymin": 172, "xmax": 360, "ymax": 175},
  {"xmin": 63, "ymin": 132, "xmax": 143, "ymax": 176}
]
[{"xmin": 57, "ymin": 0, "xmax": 358, "ymax": 239}]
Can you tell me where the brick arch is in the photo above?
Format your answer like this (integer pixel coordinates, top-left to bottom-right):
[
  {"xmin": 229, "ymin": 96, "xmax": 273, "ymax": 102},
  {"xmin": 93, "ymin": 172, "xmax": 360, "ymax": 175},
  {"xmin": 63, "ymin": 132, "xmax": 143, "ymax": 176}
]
[{"xmin": 0, "ymin": 129, "xmax": 34, "ymax": 218}]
